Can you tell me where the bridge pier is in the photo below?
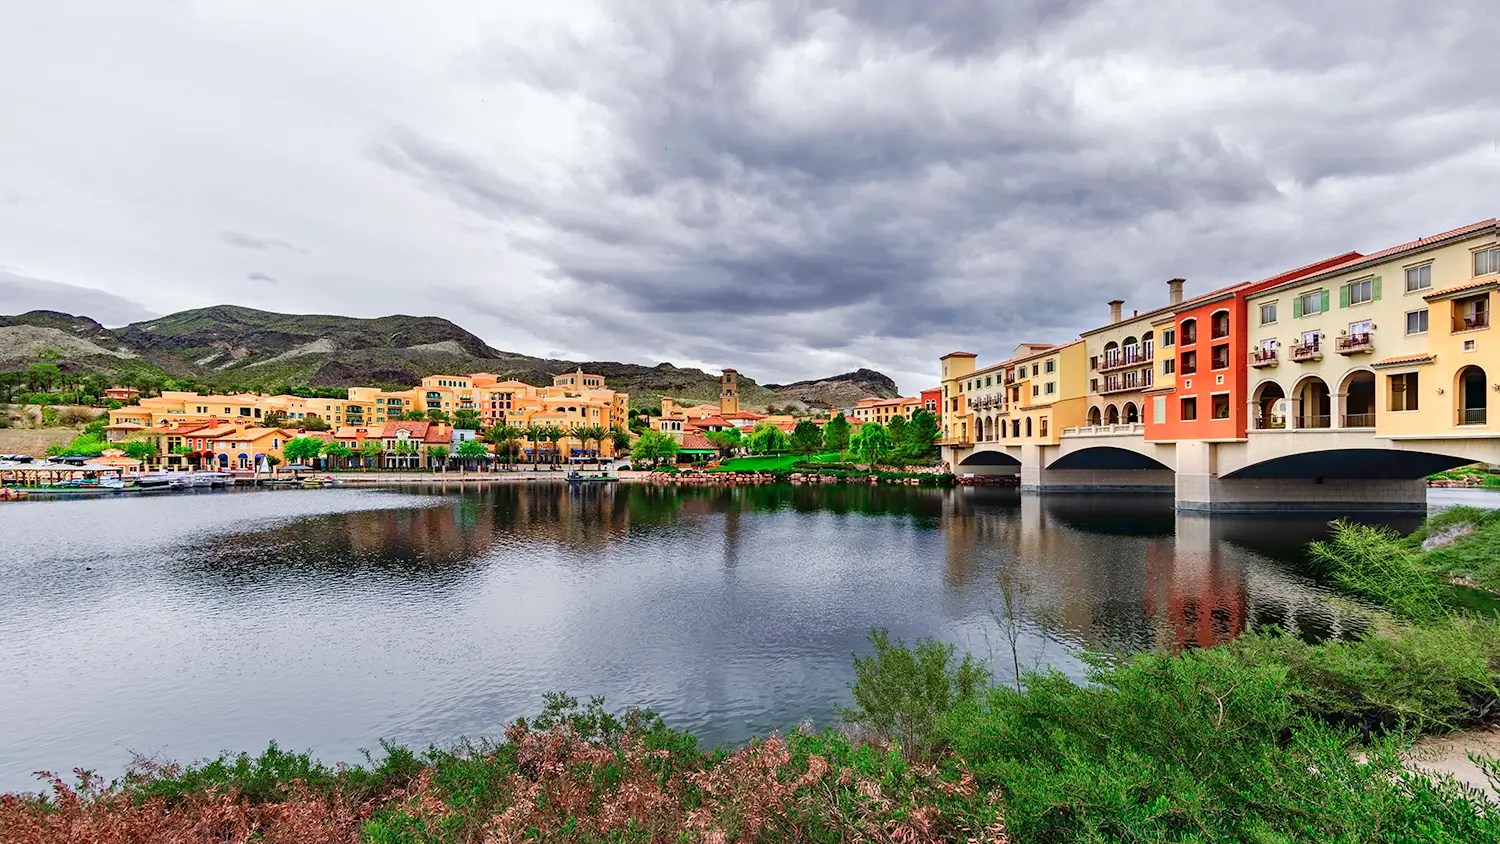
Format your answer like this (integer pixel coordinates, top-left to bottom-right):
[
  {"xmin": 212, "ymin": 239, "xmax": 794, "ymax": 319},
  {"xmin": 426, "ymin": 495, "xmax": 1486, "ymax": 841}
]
[{"xmin": 1174, "ymin": 442, "xmax": 1425, "ymax": 512}]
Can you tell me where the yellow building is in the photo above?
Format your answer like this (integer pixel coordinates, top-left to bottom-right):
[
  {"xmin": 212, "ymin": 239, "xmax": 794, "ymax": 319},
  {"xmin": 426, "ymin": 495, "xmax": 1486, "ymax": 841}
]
[
  {"xmin": 943, "ymin": 342, "xmax": 1086, "ymax": 448},
  {"xmin": 850, "ymin": 396, "xmax": 921, "ymax": 424},
  {"xmin": 1242, "ymin": 219, "xmax": 1497, "ymax": 438}
]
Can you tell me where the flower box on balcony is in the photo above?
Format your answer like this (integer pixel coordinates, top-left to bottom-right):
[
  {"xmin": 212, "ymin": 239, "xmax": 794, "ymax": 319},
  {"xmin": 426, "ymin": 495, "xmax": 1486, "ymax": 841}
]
[
  {"xmin": 1336, "ymin": 334, "xmax": 1374, "ymax": 355},
  {"xmin": 1290, "ymin": 342, "xmax": 1322, "ymax": 363}
]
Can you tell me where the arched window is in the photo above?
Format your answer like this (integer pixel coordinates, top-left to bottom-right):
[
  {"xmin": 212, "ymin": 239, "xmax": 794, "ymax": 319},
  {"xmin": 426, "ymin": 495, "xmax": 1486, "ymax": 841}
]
[
  {"xmin": 1087, "ymin": 406, "xmax": 1102, "ymax": 426},
  {"xmin": 1123, "ymin": 402, "xmax": 1139, "ymax": 424},
  {"xmin": 1106, "ymin": 405, "xmax": 1120, "ymax": 425},
  {"xmin": 1458, "ymin": 365, "xmax": 1488, "ymax": 425},
  {"xmin": 1180, "ymin": 318, "xmax": 1198, "ymax": 345},
  {"xmin": 1025, "ymin": 417, "xmax": 1033, "ymax": 438}
]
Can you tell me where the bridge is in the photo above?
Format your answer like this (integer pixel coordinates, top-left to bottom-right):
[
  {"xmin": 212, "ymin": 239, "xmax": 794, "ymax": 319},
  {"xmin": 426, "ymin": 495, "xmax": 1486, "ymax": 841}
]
[{"xmin": 945, "ymin": 425, "xmax": 1500, "ymax": 511}]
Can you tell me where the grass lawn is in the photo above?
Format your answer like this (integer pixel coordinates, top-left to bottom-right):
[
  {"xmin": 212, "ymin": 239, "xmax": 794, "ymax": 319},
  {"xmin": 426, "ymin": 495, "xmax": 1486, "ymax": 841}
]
[{"xmin": 710, "ymin": 452, "xmax": 842, "ymax": 472}]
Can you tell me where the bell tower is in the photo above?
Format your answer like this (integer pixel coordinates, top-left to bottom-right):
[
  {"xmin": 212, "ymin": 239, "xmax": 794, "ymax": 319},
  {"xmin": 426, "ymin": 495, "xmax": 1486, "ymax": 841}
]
[{"xmin": 720, "ymin": 368, "xmax": 739, "ymax": 415}]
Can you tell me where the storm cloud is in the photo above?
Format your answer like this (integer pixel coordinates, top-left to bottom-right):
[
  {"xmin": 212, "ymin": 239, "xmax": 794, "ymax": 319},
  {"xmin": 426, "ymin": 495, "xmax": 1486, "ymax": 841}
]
[{"xmin": 1, "ymin": 1, "xmax": 1495, "ymax": 391}]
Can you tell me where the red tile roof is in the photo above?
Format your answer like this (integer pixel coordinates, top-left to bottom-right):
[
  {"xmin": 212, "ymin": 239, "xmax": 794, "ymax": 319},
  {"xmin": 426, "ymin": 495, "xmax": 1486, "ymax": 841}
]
[
  {"xmin": 1373, "ymin": 353, "xmax": 1436, "ymax": 368},
  {"xmin": 380, "ymin": 420, "xmax": 431, "ymax": 438},
  {"xmin": 693, "ymin": 415, "xmax": 731, "ymax": 428},
  {"xmin": 1330, "ymin": 219, "xmax": 1496, "ymax": 270},
  {"xmin": 680, "ymin": 429, "xmax": 716, "ymax": 450},
  {"xmin": 423, "ymin": 426, "xmax": 451, "ymax": 444}
]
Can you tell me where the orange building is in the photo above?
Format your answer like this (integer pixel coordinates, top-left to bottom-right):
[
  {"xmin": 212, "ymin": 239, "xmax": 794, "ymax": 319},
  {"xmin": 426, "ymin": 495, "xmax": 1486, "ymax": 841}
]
[{"xmin": 1146, "ymin": 253, "xmax": 1364, "ymax": 442}]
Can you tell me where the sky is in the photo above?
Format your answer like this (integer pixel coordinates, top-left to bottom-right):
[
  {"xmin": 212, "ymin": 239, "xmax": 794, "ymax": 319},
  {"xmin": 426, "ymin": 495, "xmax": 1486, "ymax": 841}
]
[{"xmin": 1, "ymin": 1, "xmax": 1495, "ymax": 394}]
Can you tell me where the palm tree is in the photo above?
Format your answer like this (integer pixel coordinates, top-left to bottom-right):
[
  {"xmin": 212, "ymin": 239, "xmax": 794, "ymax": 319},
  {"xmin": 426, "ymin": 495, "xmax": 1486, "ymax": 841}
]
[
  {"xmin": 537, "ymin": 424, "xmax": 565, "ymax": 468},
  {"xmin": 579, "ymin": 424, "xmax": 607, "ymax": 467},
  {"xmin": 485, "ymin": 423, "xmax": 521, "ymax": 470}
]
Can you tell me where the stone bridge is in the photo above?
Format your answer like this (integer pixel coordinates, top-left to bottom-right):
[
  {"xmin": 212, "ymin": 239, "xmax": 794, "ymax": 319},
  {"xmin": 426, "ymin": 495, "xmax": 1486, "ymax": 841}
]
[{"xmin": 945, "ymin": 424, "xmax": 1498, "ymax": 512}]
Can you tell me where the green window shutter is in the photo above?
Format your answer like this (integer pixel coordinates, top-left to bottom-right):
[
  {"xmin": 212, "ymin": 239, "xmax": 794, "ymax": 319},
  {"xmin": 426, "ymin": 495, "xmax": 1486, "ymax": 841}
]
[
  {"xmin": 1339, "ymin": 284, "xmax": 1350, "ymax": 309},
  {"xmin": 1321, "ymin": 290, "xmax": 1330, "ymax": 313},
  {"xmin": 1293, "ymin": 296, "xmax": 1303, "ymax": 318},
  {"xmin": 1372, "ymin": 276, "xmax": 1382, "ymax": 300}
]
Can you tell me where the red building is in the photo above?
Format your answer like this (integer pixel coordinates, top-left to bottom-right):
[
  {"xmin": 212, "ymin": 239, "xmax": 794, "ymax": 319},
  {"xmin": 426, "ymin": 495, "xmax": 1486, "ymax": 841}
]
[
  {"xmin": 919, "ymin": 387, "xmax": 942, "ymax": 416},
  {"xmin": 1146, "ymin": 252, "xmax": 1362, "ymax": 442}
]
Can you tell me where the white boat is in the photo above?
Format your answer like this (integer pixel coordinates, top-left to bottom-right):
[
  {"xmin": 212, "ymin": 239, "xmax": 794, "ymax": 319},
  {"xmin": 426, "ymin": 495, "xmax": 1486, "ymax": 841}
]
[{"xmin": 188, "ymin": 471, "xmax": 232, "ymax": 487}]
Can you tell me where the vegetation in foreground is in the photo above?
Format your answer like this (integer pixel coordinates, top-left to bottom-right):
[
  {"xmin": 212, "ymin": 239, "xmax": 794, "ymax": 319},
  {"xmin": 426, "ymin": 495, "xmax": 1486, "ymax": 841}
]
[{"xmin": 6, "ymin": 515, "xmax": 1500, "ymax": 842}]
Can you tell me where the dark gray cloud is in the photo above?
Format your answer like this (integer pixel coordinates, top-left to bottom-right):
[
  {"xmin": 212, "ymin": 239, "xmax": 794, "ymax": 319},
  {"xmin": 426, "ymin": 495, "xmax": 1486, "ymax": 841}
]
[
  {"xmin": 375, "ymin": 0, "xmax": 1495, "ymax": 389},
  {"xmin": 0, "ymin": 270, "xmax": 157, "ymax": 325},
  {"xmin": 1, "ymin": 1, "xmax": 1494, "ymax": 393},
  {"xmin": 218, "ymin": 231, "xmax": 307, "ymax": 254}
]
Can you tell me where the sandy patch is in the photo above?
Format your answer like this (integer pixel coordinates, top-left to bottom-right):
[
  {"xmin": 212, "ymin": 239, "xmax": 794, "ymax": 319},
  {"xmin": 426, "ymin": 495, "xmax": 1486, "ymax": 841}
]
[{"xmin": 1405, "ymin": 728, "xmax": 1500, "ymax": 800}]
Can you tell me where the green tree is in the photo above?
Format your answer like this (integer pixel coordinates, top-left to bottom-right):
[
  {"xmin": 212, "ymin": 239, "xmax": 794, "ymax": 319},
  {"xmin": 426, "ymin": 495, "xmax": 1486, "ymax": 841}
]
[
  {"xmin": 323, "ymin": 441, "xmax": 353, "ymax": 469},
  {"xmin": 427, "ymin": 444, "xmax": 450, "ymax": 470},
  {"xmin": 706, "ymin": 427, "xmax": 741, "ymax": 458},
  {"xmin": 747, "ymin": 422, "xmax": 789, "ymax": 455},
  {"xmin": 822, "ymin": 413, "xmax": 852, "ymax": 452},
  {"xmin": 25, "ymin": 362, "xmax": 60, "ymax": 392},
  {"xmin": 399, "ymin": 410, "xmax": 426, "ymax": 421},
  {"xmin": 886, "ymin": 414, "xmax": 907, "ymax": 445},
  {"xmin": 121, "ymin": 439, "xmax": 159, "ymax": 462},
  {"xmin": 457, "ymin": 438, "xmax": 489, "ymax": 469},
  {"xmin": 535, "ymin": 424, "xmax": 565, "ymax": 466},
  {"xmin": 358, "ymin": 439, "xmax": 383, "ymax": 470},
  {"xmin": 282, "ymin": 436, "xmax": 325, "ymax": 464},
  {"xmin": 789, "ymin": 420, "xmax": 823, "ymax": 456},
  {"xmin": 0, "ymin": 371, "xmax": 22, "ymax": 403},
  {"xmin": 486, "ymin": 423, "xmax": 522, "ymax": 469},
  {"xmin": 301, "ymin": 414, "xmax": 332, "ymax": 432},
  {"xmin": 630, "ymin": 429, "xmax": 680, "ymax": 469},
  {"xmin": 898, "ymin": 408, "xmax": 941, "ymax": 461},
  {"xmin": 609, "ymin": 426, "xmax": 631, "ymax": 456},
  {"xmin": 850, "ymin": 422, "xmax": 892, "ymax": 470},
  {"xmin": 262, "ymin": 410, "xmax": 289, "ymax": 428},
  {"xmin": 425, "ymin": 408, "xmax": 450, "ymax": 423},
  {"xmin": 453, "ymin": 409, "xmax": 482, "ymax": 430},
  {"xmin": 263, "ymin": 454, "xmax": 282, "ymax": 471}
]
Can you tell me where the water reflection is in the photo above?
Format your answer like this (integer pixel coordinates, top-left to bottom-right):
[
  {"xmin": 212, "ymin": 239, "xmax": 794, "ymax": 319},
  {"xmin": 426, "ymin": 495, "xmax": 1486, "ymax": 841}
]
[{"xmin": 0, "ymin": 483, "xmax": 1424, "ymax": 791}]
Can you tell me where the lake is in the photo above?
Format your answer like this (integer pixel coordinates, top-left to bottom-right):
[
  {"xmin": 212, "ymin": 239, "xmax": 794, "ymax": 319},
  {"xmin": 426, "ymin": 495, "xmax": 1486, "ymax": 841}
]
[{"xmin": 1, "ymin": 482, "xmax": 1487, "ymax": 791}]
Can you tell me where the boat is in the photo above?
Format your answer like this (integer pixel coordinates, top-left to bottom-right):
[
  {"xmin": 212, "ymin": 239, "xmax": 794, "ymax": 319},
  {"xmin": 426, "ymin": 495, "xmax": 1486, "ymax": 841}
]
[
  {"xmin": 0, "ymin": 487, "xmax": 28, "ymax": 501},
  {"xmin": 565, "ymin": 470, "xmax": 618, "ymax": 484},
  {"xmin": 189, "ymin": 471, "xmax": 232, "ymax": 487}
]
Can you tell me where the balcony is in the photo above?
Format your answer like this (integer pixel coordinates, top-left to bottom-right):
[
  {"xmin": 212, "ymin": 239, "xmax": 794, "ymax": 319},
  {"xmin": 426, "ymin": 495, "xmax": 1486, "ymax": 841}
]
[
  {"xmin": 1454, "ymin": 313, "xmax": 1490, "ymax": 333},
  {"xmin": 1301, "ymin": 414, "xmax": 1332, "ymax": 429},
  {"xmin": 1459, "ymin": 408, "xmax": 1488, "ymax": 426},
  {"xmin": 937, "ymin": 436, "xmax": 973, "ymax": 447},
  {"xmin": 1342, "ymin": 413, "xmax": 1375, "ymax": 428},
  {"xmin": 1250, "ymin": 348, "xmax": 1278, "ymax": 368},
  {"xmin": 1335, "ymin": 333, "xmax": 1374, "ymax": 355},
  {"xmin": 1290, "ymin": 341, "xmax": 1323, "ymax": 363},
  {"xmin": 1100, "ymin": 372, "xmax": 1153, "ymax": 394},
  {"xmin": 1098, "ymin": 349, "xmax": 1153, "ymax": 373},
  {"xmin": 1062, "ymin": 422, "xmax": 1147, "ymax": 437}
]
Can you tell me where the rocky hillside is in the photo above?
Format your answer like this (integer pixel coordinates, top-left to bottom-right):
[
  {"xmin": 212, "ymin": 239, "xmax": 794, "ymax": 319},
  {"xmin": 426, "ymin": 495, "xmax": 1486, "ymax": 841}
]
[
  {"xmin": 0, "ymin": 305, "xmax": 902, "ymax": 411},
  {"xmin": 764, "ymin": 369, "xmax": 903, "ymax": 410}
]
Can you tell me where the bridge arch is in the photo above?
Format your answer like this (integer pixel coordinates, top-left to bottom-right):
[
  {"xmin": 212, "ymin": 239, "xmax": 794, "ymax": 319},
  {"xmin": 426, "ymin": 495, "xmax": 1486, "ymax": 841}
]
[
  {"xmin": 1222, "ymin": 447, "xmax": 1473, "ymax": 480},
  {"xmin": 1047, "ymin": 446, "xmax": 1173, "ymax": 471},
  {"xmin": 957, "ymin": 450, "xmax": 1021, "ymax": 467}
]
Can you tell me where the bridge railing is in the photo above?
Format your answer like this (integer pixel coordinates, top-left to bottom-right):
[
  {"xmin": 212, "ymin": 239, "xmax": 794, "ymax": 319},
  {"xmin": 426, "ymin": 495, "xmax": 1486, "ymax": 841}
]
[{"xmin": 1061, "ymin": 422, "xmax": 1147, "ymax": 437}]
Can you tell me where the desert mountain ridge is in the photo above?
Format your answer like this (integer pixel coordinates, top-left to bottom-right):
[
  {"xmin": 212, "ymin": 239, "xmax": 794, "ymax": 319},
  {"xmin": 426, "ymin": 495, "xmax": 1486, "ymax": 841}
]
[{"xmin": 0, "ymin": 305, "xmax": 902, "ymax": 411}]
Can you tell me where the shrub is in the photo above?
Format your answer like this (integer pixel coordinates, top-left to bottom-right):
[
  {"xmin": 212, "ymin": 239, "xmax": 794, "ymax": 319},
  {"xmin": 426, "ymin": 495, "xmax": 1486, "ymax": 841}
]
[
  {"xmin": 56, "ymin": 406, "xmax": 100, "ymax": 426},
  {"xmin": 840, "ymin": 628, "xmax": 990, "ymax": 759},
  {"xmin": 1308, "ymin": 519, "xmax": 1449, "ymax": 621}
]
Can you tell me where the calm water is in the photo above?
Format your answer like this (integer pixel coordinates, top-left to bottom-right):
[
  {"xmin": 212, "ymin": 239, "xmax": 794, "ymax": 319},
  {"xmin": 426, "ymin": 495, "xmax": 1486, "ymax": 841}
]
[{"xmin": 0, "ymin": 483, "xmax": 1481, "ymax": 791}]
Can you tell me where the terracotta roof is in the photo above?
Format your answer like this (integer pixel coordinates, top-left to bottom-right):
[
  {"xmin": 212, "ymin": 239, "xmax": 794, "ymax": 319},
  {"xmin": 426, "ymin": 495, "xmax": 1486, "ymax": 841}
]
[
  {"xmin": 1373, "ymin": 353, "xmax": 1436, "ymax": 368},
  {"xmin": 380, "ymin": 420, "xmax": 431, "ymax": 438},
  {"xmin": 423, "ymin": 427, "xmax": 450, "ymax": 444},
  {"xmin": 941, "ymin": 351, "xmax": 978, "ymax": 358},
  {"xmin": 104, "ymin": 422, "xmax": 145, "ymax": 430},
  {"xmin": 680, "ymin": 429, "xmax": 716, "ymax": 451},
  {"xmin": 1423, "ymin": 277, "xmax": 1499, "ymax": 301},
  {"xmin": 334, "ymin": 426, "xmax": 372, "ymax": 439},
  {"xmin": 693, "ymin": 415, "xmax": 731, "ymax": 428},
  {"xmin": 297, "ymin": 431, "xmax": 337, "ymax": 442},
  {"xmin": 1261, "ymin": 220, "xmax": 1499, "ymax": 295}
]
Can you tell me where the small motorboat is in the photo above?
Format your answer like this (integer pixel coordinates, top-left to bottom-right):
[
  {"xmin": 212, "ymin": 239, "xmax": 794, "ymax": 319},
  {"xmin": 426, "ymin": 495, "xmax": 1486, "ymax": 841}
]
[{"xmin": 565, "ymin": 470, "xmax": 618, "ymax": 484}]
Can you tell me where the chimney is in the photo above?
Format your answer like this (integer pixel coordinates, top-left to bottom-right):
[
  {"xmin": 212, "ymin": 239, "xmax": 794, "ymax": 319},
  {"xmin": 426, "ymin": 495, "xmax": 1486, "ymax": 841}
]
[
  {"xmin": 1168, "ymin": 278, "xmax": 1185, "ymax": 306},
  {"xmin": 1108, "ymin": 299, "xmax": 1124, "ymax": 324}
]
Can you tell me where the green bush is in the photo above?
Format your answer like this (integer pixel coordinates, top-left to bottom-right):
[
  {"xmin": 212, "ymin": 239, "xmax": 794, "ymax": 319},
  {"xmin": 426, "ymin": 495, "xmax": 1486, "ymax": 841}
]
[
  {"xmin": 840, "ymin": 628, "xmax": 989, "ymax": 759},
  {"xmin": 1309, "ymin": 519, "xmax": 1450, "ymax": 621}
]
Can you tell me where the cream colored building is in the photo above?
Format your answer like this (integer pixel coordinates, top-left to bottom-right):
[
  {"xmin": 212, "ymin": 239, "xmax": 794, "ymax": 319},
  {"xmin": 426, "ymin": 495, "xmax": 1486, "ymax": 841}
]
[
  {"xmin": 1243, "ymin": 219, "xmax": 1497, "ymax": 438},
  {"xmin": 1078, "ymin": 281, "xmax": 1184, "ymax": 426},
  {"xmin": 943, "ymin": 342, "xmax": 1087, "ymax": 448}
]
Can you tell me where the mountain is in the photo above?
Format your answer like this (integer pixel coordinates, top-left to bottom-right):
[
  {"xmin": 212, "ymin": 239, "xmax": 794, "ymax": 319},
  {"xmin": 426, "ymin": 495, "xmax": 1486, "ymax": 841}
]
[
  {"xmin": 764, "ymin": 369, "xmax": 903, "ymax": 410},
  {"xmin": 0, "ymin": 305, "xmax": 902, "ymax": 411}
]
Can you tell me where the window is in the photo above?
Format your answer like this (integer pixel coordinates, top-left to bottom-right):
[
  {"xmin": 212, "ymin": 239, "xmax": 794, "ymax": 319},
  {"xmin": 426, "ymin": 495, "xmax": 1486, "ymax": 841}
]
[
  {"xmin": 1259, "ymin": 302, "xmax": 1277, "ymax": 325},
  {"xmin": 1163, "ymin": 358, "xmax": 1176, "ymax": 375},
  {"xmin": 1465, "ymin": 339, "xmax": 1477, "ymax": 352},
  {"xmin": 1211, "ymin": 394, "xmax": 1230, "ymax": 420},
  {"xmin": 1044, "ymin": 359, "xmax": 1056, "ymax": 373},
  {"xmin": 1210, "ymin": 311, "xmax": 1230, "ymax": 339},
  {"xmin": 985, "ymin": 376, "xmax": 992, "ymax": 386},
  {"xmin": 1181, "ymin": 351, "xmax": 1197, "ymax": 375},
  {"xmin": 1045, "ymin": 382, "xmax": 1056, "ymax": 395},
  {"xmin": 1153, "ymin": 396, "xmax": 1166, "ymax": 424},
  {"xmin": 1090, "ymin": 378, "xmax": 1099, "ymax": 393},
  {"xmin": 1031, "ymin": 364, "xmax": 1039, "ymax": 377},
  {"xmin": 1388, "ymin": 372, "xmax": 1419, "ymax": 411},
  {"xmin": 1162, "ymin": 328, "xmax": 1175, "ymax": 348},
  {"xmin": 1295, "ymin": 290, "xmax": 1327, "ymax": 317},
  {"xmin": 1405, "ymin": 264, "xmax": 1432, "ymax": 292},
  {"xmin": 1040, "ymin": 418, "xmax": 1049, "ymax": 437},
  {"xmin": 1089, "ymin": 356, "xmax": 1098, "ymax": 371},
  {"xmin": 1406, "ymin": 309, "xmax": 1429, "ymax": 335},
  {"xmin": 1476, "ymin": 246, "xmax": 1500, "ymax": 276},
  {"xmin": 1180, "ymin": 397, "xmax": 1198, "ymax": 421},
  {"xmin": 1211, "ymin": 344, "xmax": 1229, "ymax": 370},
  {"xmin": 1180, "ymin": 320, "xmax": 1196, "ymax": 345},
  {"xmin": 1343, "ymin": 277, "xmax": 1376, "ymax": 306},
  {"xmin": 1032, "ymin": 385, "xmax": 1040, "ymax": 397}
]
